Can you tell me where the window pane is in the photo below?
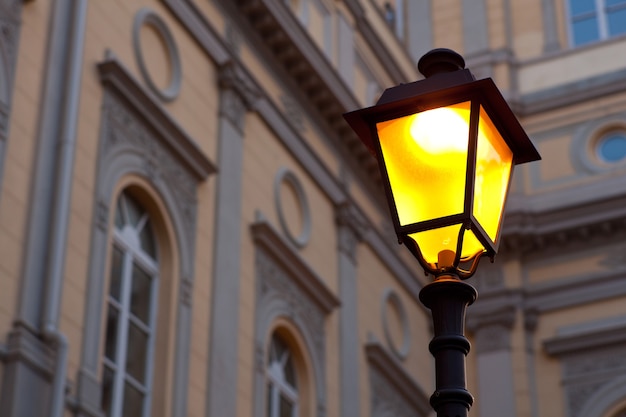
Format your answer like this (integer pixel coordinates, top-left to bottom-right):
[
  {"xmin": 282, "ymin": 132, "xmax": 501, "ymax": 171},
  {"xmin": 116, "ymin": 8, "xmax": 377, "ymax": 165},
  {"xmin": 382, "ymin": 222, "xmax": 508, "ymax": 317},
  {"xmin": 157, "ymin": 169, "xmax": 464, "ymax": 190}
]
[
  {"xmin": 101, "ymin": 366, "xmax": 115, "ymax": 417},
  {"xmin": 126, "ymin": 322, "xmax": 149, "ymax": 384},
  {"xmin": 124, "ymin": 195, "xmax": 143, "ymax": 227},
  {"xmin": 284, "ymin": 356, "xmax": 296, "ymax": 389},
  {"xmin": 115, "ymin": 198, "xmax": 124, "ymax": 229},
  {"xmin": 608, "ymin": 8, "xmax": 626, "ymax": 36},
  {"xmin": 108, "ymin": 247, "xmax": 124, "ymax": 300},
  {"xmin": 279, "ymin": 394, "xmax": 294, "ymax": 417},
  {"xmin": 139, "ymin": 220, "xmax": 157, "ymax": 259},
  {"xmin": 606, "ymin": 0, "xmax": 626, "ymax": 6},
  {"xmin": 104, "ymin": 306, "xmax": 119, "ymax": 361},
  {"xmin": 122, "ymin": 382, "xmax": 145, "ymax": 417},
  {"xmin": 598, "ymin": 133, "xmax": 626, "ymax": 162},
  {"xmin": 130, "ymin": 263, "xmax": 152, "ymax": 324},
  {"xmin": 570, "ymin": 0, "xmax": 596, "ymax": 15},
  {"xmin": 573, "ymin": 17, "xmax": 600, "ymax": 45}
]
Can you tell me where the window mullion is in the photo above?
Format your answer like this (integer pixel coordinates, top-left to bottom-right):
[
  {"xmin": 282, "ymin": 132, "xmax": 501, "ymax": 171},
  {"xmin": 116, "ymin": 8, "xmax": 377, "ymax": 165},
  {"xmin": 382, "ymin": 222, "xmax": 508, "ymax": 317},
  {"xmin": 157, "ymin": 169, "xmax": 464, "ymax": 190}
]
[
  {"xmin": 140, "ymin": 271, "xmax": 159, "ymax": 417},
  {"xmin": 597, "ymin": 0, "xmax": 609, "ymax": 38},
  {"xmin": 111, "ymin": 250, "xmax": 134, "ymax": 417}
]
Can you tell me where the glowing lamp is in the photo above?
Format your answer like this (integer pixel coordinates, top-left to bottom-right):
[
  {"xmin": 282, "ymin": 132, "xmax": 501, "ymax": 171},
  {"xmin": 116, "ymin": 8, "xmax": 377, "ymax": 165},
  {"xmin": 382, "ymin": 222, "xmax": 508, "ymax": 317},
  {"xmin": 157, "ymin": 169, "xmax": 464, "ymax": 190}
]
[{"xmin": 344, "ymin": 49, "xmax": 540, "ymax": 278}]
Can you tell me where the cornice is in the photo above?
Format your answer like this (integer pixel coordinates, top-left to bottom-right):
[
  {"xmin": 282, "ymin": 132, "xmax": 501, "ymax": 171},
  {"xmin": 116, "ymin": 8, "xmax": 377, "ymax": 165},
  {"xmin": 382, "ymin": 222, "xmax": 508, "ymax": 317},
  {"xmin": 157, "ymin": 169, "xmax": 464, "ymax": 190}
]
[
  {"xmin": 544, "ymin": 321, "xmax": 626, "ymax": 356},
  {"xmin": 525, "ymin": 270, "xmax": 626, "ymax": 313},
  {"xmin": 501, "ymin": 191, "xmax": 626, "ymax": 255},
  {"xmin": 230, "ymin": 0, "xmax": 381, "ymax": 178},
  {"xmin": 346, "ymin": 4, "xmax": 412, "ymax": 85}
]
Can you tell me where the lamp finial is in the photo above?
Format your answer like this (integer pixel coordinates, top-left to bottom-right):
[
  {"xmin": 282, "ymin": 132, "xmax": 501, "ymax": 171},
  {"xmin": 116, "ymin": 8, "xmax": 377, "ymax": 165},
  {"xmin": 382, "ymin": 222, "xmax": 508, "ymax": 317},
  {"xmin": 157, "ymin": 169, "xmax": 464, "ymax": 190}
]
[{"xmin": 418, "ymin": 48, "xmax": 466, "ymax": 78}]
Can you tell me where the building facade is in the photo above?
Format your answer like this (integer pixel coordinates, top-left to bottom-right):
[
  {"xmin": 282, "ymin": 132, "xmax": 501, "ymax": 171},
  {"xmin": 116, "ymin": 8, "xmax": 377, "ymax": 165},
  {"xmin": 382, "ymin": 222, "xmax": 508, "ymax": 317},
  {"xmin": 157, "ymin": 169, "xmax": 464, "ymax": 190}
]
[{"xmin": 0, "ymin": 0, "xmax": 625, "ymax": 417}]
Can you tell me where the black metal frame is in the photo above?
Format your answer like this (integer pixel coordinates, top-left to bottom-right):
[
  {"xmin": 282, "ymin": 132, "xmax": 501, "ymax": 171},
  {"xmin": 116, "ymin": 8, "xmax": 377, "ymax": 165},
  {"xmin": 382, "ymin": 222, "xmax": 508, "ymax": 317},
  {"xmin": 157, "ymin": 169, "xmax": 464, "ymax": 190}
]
[{"xmin": 344, "ymin": 65, "xmax": 539, "ymax": 278}]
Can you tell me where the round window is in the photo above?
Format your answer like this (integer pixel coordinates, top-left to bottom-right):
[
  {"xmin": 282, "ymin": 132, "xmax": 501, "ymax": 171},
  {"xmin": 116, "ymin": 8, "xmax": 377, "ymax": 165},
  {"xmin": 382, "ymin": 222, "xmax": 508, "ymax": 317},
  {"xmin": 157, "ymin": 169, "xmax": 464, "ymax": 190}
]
[{"xmin": 597, "ymin": 132, "xmax": 626, "ymax": 163}]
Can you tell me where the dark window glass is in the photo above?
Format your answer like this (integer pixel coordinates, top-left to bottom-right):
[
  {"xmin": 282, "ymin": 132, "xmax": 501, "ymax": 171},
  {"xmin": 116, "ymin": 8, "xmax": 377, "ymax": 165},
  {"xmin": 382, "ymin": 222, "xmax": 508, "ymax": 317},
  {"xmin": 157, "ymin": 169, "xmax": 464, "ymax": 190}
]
[
  {"xmin": 279, "ymin": 394, "xmax": 293, "ymax": 417},
  {"xmin": 598, "ymin": 133, "xmax": 626, "ymax": 162},
  {"xmin": 130, "ymin": 263, "xmax": 152, "ymax": 324},
  {"xmin": 108, "ymin": 247, "xmax": 124, "ymax": 301},
  {"xmin": 126, "ymin": 322, "xmax": 149, "ymax": 384},
  {"xmin": 104, "ymin": 307, "xmax": 119, "ymax": 361},
  {"xmin": 122, "ymin": 382, "xmax": 144, "ymax": 417},
  {"xmin": 101, "ymin": 366, "xmax": 115, "ymax": 417}
]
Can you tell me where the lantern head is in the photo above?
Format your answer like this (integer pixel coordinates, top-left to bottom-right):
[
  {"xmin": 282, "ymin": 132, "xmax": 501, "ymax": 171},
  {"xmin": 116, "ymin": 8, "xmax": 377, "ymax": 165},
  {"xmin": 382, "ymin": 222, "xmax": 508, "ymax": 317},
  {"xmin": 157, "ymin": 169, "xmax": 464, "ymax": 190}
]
[{"xmin": 344, "ymin": 49, "xmax": 540, "ymax": 278}]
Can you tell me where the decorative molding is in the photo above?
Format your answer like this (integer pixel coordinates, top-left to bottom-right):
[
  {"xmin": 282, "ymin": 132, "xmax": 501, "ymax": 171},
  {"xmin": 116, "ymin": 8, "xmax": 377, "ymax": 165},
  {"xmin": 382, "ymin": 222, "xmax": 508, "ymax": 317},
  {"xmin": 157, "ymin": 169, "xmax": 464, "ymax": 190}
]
[
  {"xmin": 365, "ymin": 341, "xmax": 430, "ymax": 417},
  {"xmin": 217, "ymin": 60, "xmax": 260, "ymax": 131},
  {"xmin": 274, "ymin": 167, "xmax": 312, "ymax": 248},
  {"xmin": 1, "ymin": 325, "xmax": 54, "ymax": 378},
  {"xmin": 335, "ymin": 201, "xmax": 367, "ymax": 262},
  {"xmin": 180, "ymin": 277, "xmax": 193, "ymax": 307},
  {"xmin": 280, "ymin": 94, "xmax": 305, "ymax": 132},
  {"xmin": 342, "ymin": 0, "xmax": 412, "ymax": 84},
  {"xmin": 525, "ymin": 270, "xmax": 626, "ymax": 313},
  {"xmin": 251, "ymin": 216, "xmax": 340, "ymax": 314},
  {"xmin": 558, "ymin": 345, "xmax": 626, "ymax": 417},
  {"xmin": 101, "ymin": 83, "xmax": 198, "ymax": 244},
  {"xmin": 545, "ymin": 320, "xmax": 626, "ymax": 356},
  {"xmin": 132, "ymin": 8, "xmax": 182, "ymax": 102},
  {"xmin": 502, "ymin": 192, "xmax": 626, "ymax": 256},
  {"xmin": 380, "ymin": 289, "xmax": 410, "ymax": 361},
  {"xmin": 570, "ymin": 112, "xmax": 626, "ymax": 175},
  {"xmin": 97, "ymin": 53, "xmax": 216, "ymax": 181},
  {"xmin": 95, "ymin": 200, "xmax": 109, "ymax": 232},
  {"xmin": 226, "ymin": 0, "xmax": 381, "ymax": 178}
]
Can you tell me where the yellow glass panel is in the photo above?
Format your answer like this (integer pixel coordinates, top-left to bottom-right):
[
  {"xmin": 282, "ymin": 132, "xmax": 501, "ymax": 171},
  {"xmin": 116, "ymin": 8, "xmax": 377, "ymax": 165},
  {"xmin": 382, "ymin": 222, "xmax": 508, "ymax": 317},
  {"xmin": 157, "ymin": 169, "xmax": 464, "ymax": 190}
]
[
  {"xmin": 409, "ymin": 225, "xmax": 485, "ymax": 265},
  {"xmin": 377, "ymin": 102, "xmax": 471, "ymax": 226},
  {"xmin": 473, "ymin": 106, "xmax": 514, "ymax": 243}
]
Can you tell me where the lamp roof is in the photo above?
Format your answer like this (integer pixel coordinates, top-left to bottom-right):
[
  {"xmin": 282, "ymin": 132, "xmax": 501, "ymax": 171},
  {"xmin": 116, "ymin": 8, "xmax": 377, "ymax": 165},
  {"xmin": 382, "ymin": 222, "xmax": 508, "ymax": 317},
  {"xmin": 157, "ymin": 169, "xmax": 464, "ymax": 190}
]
[{"xmin": 343, "ymin": 69, "xmax": 540, "ymax": 165}]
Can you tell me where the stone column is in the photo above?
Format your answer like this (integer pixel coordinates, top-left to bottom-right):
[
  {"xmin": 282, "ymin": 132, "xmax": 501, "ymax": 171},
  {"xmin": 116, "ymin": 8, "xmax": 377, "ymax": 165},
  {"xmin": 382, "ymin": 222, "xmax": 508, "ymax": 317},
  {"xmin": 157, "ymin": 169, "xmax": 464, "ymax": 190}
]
[
  {"xmin": 335, "ymin": 202, "xmax": 367, "ymax": 417},
  {"xmin": 206, "ymin": 61, "xmax": 258, "ymax": 417}
]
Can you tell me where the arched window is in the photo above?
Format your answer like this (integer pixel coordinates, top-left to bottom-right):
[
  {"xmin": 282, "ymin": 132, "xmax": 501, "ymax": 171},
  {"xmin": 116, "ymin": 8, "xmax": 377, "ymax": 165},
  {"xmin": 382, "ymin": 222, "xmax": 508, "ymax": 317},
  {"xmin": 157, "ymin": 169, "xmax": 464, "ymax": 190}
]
[
  {"xmin": 266, "ymin": 332, "xmax": 299, "ymax": 417},
  {"xmin": 101, "ymin": 191, "xmax": 159, "ymax": 417}
]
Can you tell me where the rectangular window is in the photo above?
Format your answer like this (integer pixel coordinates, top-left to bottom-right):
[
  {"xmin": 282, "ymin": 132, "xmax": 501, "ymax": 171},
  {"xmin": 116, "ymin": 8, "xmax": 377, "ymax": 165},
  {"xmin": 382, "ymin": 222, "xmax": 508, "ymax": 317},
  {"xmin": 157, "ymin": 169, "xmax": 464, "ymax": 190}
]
[{"xmin": 569, "ymin": 0, "xmax": 626, "ymax": 46}]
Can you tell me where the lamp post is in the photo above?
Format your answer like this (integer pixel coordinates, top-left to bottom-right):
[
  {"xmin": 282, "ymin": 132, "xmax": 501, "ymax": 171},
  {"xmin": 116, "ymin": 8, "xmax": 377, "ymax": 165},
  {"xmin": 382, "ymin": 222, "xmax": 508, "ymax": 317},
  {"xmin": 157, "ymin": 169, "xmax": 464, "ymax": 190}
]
[{"xmin": 343, "ymin": 49, "xmax": 540, "ymax": 417}]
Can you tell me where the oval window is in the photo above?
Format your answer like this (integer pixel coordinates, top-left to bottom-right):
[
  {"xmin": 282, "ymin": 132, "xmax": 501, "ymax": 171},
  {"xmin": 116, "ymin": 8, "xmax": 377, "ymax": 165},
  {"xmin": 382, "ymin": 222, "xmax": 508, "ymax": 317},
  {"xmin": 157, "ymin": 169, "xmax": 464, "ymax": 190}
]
[{"xmin": 597, "ymin": 132, "xmax": 626, "ymax": 163}]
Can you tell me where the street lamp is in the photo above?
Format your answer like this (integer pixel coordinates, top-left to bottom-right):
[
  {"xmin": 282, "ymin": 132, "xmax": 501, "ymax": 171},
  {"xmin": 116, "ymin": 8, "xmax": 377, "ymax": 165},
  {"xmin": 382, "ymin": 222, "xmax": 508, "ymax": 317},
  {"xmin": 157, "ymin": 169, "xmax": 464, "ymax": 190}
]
[{"xmin": 343, "ymin": 49, "xmax": 540, "ymax": 417}]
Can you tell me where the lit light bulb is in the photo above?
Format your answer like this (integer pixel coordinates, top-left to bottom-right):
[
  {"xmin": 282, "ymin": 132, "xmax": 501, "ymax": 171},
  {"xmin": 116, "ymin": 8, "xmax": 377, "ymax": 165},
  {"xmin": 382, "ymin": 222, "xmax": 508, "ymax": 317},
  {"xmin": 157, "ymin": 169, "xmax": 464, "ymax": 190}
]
[{"xmin": 409, "ymin": 107, "xmax": 470, "ymax": 154}]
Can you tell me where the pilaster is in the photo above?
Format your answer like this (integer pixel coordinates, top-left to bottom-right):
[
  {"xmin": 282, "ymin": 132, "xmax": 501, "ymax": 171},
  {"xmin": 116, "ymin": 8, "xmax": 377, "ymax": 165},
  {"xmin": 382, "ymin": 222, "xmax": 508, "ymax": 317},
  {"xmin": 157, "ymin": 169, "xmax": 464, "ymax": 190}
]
[
  {"xmin": 335, "ymin": 201, "xmax": 367, "ymax": 417},
  {"xmin": 468, "ymin": 299, "xmax": 518, "ymax": 417},
  {"xmin": 206, "ymin": 60, "xmax": 259, "ymax": 417}
]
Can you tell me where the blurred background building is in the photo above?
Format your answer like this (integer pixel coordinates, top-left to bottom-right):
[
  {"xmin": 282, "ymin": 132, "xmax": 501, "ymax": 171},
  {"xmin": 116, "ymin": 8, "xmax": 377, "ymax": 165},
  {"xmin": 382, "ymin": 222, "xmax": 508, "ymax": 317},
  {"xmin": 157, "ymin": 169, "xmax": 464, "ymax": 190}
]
[{"xmin": 0, "ymin": 0, "xmax": 625, "ymax": 416}]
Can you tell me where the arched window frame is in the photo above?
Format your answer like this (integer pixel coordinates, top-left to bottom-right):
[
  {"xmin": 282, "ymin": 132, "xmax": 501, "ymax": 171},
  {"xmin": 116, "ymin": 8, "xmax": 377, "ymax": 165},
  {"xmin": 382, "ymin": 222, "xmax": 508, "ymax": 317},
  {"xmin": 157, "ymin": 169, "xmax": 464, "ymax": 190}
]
[{"xmin": 101, "ymin": 191, "xmax": 161, "ymax": 417}]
